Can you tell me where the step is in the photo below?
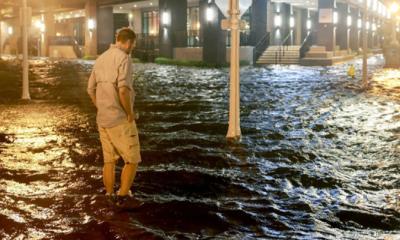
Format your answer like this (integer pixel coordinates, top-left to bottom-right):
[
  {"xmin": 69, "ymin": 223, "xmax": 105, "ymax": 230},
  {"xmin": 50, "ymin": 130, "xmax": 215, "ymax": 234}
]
[
  {"xmin": 309, "ymin": 46, "xmax": 326, "ymax": 52},
  {"xmin": 305, "ymin": 52, "xmax": 333, "ymax": 58},
  {"xmin": 257, "ymin": 61, "xmax": 300, "ymax": 65},
  {"xmin": 259, "ymin": 56, "xmax": 300, "ymax": 59}
]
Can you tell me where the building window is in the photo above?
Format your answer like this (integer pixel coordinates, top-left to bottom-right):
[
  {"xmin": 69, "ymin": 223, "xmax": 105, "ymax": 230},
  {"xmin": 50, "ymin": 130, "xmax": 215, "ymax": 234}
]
[
  {"xmin": 142, "ymin": 10, "xmax": 159, "ymax": 36},
  {"xmin": 187, "ymin": 7, "xmax": 200, "ymax": 47}
]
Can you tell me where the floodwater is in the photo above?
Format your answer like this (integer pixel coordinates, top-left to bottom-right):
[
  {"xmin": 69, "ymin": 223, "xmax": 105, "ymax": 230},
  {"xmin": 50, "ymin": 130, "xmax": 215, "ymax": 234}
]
[{"xmin": 0, "ymin": 55, "xmax": 399, "ymax": 239}]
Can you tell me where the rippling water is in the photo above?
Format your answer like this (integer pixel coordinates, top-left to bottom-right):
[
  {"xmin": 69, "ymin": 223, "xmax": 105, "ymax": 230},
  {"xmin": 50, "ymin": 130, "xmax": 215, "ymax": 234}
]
[{"xmin": 0, "ymin": 55, "xmax": 399, "ymax": 239}]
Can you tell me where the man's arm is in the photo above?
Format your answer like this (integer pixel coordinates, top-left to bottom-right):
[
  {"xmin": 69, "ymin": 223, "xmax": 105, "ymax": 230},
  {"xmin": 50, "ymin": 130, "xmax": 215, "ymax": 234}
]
[
  {"xmin": 87, "ymin": 70, "xmax": 97, "ymax": 107},
  {"xmin": 119, "ymin": 86, "xmax": 133, "ymax": 122},
  {"xmin": 117, "ymin": 56, "xmax": 134, "ymax": 122}
]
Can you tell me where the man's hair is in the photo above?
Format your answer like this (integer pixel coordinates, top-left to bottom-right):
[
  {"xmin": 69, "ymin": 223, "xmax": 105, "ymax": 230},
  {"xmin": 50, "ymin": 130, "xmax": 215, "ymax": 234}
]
[{"xmin": 116, "ymin": 27, "xmax": 136, "ymax": 43}]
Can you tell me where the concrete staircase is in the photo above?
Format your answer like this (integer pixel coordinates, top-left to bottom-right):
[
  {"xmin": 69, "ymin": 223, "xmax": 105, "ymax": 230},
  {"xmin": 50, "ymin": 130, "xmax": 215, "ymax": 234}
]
[
  {"xmin": 300, "ymin": 45, "xmax": 356, "ymax": 66},
  {"xmin": 257, "ymin": 45, "xmax": 301, "ymax": 65}
]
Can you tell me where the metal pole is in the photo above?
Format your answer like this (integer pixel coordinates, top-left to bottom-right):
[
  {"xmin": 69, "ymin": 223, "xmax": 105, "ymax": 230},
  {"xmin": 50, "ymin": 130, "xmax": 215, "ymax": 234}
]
[
  {"xmin": 21, "ymin": 0, "xmax": 30, "ymax": 100},
  {"xmin": 362, "ymin": 0, "xmax": 368, "ymax": 88},
  {"xmin": 226, "ymin": 0, "xmax": 241, "ymax": 140}
]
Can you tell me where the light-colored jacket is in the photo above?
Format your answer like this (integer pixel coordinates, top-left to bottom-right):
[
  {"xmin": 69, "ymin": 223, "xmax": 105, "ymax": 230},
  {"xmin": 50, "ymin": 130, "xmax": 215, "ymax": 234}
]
[{"xmin": 87, "ymin": 44, "xmax": 135, "ymax": 128}]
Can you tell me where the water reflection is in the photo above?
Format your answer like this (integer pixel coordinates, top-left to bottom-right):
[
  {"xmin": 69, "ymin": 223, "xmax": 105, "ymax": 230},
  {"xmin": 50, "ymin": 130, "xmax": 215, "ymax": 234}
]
[{"xmin": 0, "ymin": 55, "xmax": 399, "ymax": 239}]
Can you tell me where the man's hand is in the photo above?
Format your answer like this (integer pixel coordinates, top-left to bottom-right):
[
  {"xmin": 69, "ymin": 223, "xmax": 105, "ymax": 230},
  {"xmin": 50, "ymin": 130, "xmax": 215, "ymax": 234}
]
[{"xmin": 119, "ymin": 86, "xmax": 133, "ymax": 121}]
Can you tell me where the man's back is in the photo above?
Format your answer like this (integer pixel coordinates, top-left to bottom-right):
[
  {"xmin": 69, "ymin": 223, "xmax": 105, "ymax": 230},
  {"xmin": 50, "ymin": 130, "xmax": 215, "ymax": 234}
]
[{"xmin": 87, "ymin": 45, "xmax": 133, "ymax": 128}]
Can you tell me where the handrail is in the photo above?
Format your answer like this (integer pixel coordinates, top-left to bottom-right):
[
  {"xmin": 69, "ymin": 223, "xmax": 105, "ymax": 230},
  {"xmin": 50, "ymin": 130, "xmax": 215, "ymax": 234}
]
[
  {"xmin": 300, "ymin": 31, "xmax": 314, "ymax": 58},
  {"xmin": 253, "ymin": 32, "xmax": 270, "ymax": 64},
  {"xmin": 48, "ymin": 36, "xmax": 82, "ymax": 58},
  {"xmin": 277, "ymin": 32, "xmax": 291, "ymax": 64}
]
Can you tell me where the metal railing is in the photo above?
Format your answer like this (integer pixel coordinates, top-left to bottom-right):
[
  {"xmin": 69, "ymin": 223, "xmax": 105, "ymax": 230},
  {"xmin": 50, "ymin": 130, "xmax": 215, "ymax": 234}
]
[
  {"xmin": 275, "ymin": 32, "xmax": 291, "ymax": 64},
  {"xmin": 226, "ymin": 32, "xmax": 252, "ymax": 46},
  {"xmin": 300, "ymin": 31, "xmax": 314, "ymax": 58},
  {"xmin": 253, "ymin": 32, "xmax": 270, "ymax": 64},
  {"xmin": 134, "ymin": 33, "xmax": 159, "ymax": 62},
  {"xmin": 48, "ymin": 36, "xmax": 82, "ymax": 58}
]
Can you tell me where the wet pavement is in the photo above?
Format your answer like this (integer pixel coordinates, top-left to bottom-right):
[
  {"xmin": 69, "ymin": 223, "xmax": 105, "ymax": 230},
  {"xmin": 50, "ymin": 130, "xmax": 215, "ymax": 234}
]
[{"xmin": 0, "ymin": 55, "xmax": 399, "ymax": 239}]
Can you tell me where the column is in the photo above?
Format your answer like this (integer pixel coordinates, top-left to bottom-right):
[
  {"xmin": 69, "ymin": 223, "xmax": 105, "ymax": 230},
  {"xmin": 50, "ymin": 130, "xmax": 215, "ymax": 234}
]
[
  {"xmin": 316, "ymin": 0, "xmax": 335, "ymax": 51},
  {"xmin": 43, "ymin": 12, "xmax": 55, "ymax": 56},
  {"xmin": 293, "ymin": 8, "xmax": 302, "ymax": 45},
  {"xmin": 159, "ymin": 0, "xmax": 187, "ymax": 59},
  {"xmin": 372, "ymin": 18, "xmax": 378, "ymax": 48},
  {"xmin": 336, "ymin": 2, "xmax": 349, "ymax": 52},
  {"xmin": 300, "ymin": 8, "xmax": 309, "ymax": 43},
  {"xmin": 132, "ymin": 9, "xmax": 142, "ymax": 34},
  {"xmin": 368, "ymin": 15, "xmax": 373, "ymax": 48},
  {"xmin": 97, "ymin": 7, "xmax": 114, "ymax": 54},
  {"xmin": 378, "ymin": 19, "xmax": 384, "ymax": 48},
  {"xmin": 84, "ymin": 0, "xmax": 98, "ymax": 57},
  {"xmin": 250, "ymin": 0, "xmax": 267, "ymax": 46},
  {"xmin": 349, "ymin": 7, "xmax": 359, "ymax": 52},
  {"xmin": 200, "ymin": 0, "xmax": 226, "ymax": 65},
  {"xmin": 271, "ymin": 2, "xmax": 290, "ymax": 45}
]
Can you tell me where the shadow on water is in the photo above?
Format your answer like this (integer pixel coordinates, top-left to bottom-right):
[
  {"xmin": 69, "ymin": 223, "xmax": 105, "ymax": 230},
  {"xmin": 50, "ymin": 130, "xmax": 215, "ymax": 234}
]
[{"xmin": 0, "ymin": 55, "xmax": 399, "ymax": 239}]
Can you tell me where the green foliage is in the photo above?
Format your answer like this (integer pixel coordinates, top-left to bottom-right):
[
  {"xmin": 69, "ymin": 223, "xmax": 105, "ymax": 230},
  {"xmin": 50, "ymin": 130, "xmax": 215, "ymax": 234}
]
[
  {"xmin": 132, "ymin": 57, "xmax": 142, "ymax": 63},
  {"xmin": 82, "ymin": 55, "xmax": 97, "ymax": 60}
]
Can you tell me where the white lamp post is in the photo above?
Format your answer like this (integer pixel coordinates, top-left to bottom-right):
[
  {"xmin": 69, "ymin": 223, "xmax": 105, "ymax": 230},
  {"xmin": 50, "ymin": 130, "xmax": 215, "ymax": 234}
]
[
  {"xmin": 362, "ymin": 0, "xmax": 368, "ymax": 88},
  {"xmin": 21, "ymin": 0, "xmax": 30, "ymax": 100},
  {"xmin": 215, "ymin": 0, "xmax": 252, "ymax": 140}
]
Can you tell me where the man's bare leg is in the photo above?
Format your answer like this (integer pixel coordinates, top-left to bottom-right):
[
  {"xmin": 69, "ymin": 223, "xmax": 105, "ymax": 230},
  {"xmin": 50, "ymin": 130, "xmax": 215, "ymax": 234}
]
[
  {"xmin": 118, "ymin": 163, "xmax": 138, "ymax": 196},
  {"xmin": 103, "ymin": 162, "xmax": 116, "ymax": 195}
]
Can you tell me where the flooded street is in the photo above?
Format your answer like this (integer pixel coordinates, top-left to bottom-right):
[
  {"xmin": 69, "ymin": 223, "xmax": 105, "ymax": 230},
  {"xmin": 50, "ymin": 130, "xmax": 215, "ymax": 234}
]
[{"xmin": 0, "ymin": 55, "xmax": 399, "ymax": 239}]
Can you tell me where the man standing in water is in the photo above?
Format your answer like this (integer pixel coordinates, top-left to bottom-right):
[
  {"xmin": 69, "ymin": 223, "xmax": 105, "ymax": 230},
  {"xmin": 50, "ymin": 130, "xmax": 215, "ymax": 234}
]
[{"xmin": 87, "ymin": 28, "xmax": 142, "ymax": 208}]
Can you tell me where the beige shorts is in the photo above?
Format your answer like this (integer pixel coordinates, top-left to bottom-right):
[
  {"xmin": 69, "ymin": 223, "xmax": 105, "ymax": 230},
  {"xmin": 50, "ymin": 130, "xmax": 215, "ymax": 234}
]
[{"xmin": 98, "ymin": 120, "xmax": 142, "ymax": 164}]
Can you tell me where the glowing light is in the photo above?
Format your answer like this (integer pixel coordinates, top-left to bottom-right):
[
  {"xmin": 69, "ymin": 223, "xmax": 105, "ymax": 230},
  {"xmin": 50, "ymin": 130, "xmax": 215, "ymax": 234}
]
[
  {"xmin": 129, "ymin": 13, "xmax": 133, "ymax": 19},
  {"xmin": 161, "ymin": 11, "xmax": 170, "ymax": 26},
  {"xmin": 88, "ymin": 18, "xmax": 95, "ymax": 31},
  {"xmin": 289, "ymin": 16, "xmax": 295, "ymax": 28},
  {"xmin": 7, "ymin": 26, "xmax": 13, "ymax": 35},
  {"xmin": 390, "ymin": 2, "xmax": 399, "ymax": 13},
  {"xmin": 307, "ymin": 19, "xmax": 312, "ymax": 30},
  {"xmin": 274, "ymin": 14, "xmax": 282, "ymax": 28},
  {"xmin": 333, "ymin": 11, "xmax": 338, "ymax": 24},
  {"xmin": 358, "ymin": 18, "xmax": 362, "ymax": 29},
  {"xmin": 34, "ymin": 20, "xmax": 45, "ymax": 33},
  {"xmin": 206, "ymin": 7, "xmax": 215, "ymax": 22},
  {"xmin": 347, "ymin": 15, "xmax": 352, "ymax": 27}
]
